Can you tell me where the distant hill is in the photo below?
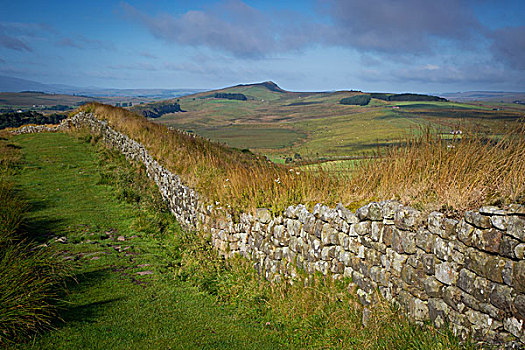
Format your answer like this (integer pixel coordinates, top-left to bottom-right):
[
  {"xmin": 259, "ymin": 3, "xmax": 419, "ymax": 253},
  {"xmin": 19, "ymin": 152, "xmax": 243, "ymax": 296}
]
[
  {"xmin": 0, "ymin": 75, "xmax": 204, "ymax": 99},
  {"xmin": 235, "ymin": 81, "xmax": 287, "ymax": 93},
  {"xmin": 440, "ymin": 91, "xmax": 525, "ymax": 103},
  {"xmin": 0, "ymin": 76, "xmax": 52, "ymax": 93}
]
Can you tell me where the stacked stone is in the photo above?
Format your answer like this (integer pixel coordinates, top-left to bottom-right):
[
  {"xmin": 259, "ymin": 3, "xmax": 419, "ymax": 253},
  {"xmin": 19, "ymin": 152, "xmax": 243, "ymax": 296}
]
[
  {"xmin": 12, "ymin": 123, "xmax": 66, "ymax": 134},
  {"xmin": 45, "ymin": 112, "xmax": 524, "ymax": 347}
]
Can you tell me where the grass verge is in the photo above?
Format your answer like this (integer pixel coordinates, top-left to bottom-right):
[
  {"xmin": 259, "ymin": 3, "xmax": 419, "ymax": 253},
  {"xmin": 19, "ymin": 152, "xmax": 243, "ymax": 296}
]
[{"xmin": 0, "ymin": 132, "xmax": 72, "ymax": 346}]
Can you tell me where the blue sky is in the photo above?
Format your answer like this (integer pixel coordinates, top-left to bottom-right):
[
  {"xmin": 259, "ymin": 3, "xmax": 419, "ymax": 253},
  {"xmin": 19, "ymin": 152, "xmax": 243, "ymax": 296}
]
[{"xmin": 1, "ymin": 0, "xmax": 524, "ymax": 93}]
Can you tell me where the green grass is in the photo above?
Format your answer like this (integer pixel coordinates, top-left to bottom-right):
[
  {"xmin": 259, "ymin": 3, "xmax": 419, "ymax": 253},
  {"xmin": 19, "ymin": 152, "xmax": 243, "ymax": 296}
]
[
  {"xmin": 10, "ymin": 132, "xmax": 283, "ymax": 349},
  {"xmin": 196, "ymin": 125, "xmax": 306, "ymax": 149}
]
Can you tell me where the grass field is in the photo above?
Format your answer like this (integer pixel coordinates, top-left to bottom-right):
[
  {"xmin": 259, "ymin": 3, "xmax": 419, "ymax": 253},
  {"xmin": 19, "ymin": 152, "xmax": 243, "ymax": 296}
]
[
  {"xmin": 146, "ymin": 83, "xmax": 525, "ymax": 162},
  {"xmin": 10, "ymin": 133, "xmax": 283, "ymax": 349}
]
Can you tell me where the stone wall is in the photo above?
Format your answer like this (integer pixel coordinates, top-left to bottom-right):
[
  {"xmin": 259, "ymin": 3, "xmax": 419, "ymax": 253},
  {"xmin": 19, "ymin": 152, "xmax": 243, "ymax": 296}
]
[{"xmin": 33, "ymin": 112, "xmax": 525, "ymax": 346}]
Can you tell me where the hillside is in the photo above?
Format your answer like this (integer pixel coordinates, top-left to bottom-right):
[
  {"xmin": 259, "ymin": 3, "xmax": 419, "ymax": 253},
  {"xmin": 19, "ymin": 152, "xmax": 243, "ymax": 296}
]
[{"xmin": 145, "ymin": 81, "xmax": 525, "ymax": 163}]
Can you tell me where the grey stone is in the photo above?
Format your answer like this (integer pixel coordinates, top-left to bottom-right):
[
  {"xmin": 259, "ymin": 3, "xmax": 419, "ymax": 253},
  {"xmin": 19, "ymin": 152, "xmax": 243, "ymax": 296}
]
[
  {"xmin": 465, "ymin": 210, "xmax": 492, "ymax": 229},
  {"xmin": 489, "ymin": 284, "xmax": 513, "ymax": 313},
  {"xmin": 256, "ymin": 208, "xmax": 272, "ymax": 224},
  {"xmin": 457, "ymin": 219, "xmax": 476, "ymax": 246},
  {"xmin": 491, "ymin": 215, "xmax": 509, "ymax": 231},
  {"xmin": 356, "ymin": 202, "xmax": 382, "ymax": 221},
  {"xmin": 428, "ymin": 211, "xmax": 445, "ymax": 236},
  {"xmin": 391, "ymin": 227, "xmax": 417, "ymax": 254},
  {"xmin": 394, "ymin": 206, "xmax": 421, "ymax": 230},
  {"xmin": 424, "ymin": 276, "xmax": 444, "ymax": 297},
  {"xmin": 515, "ymin": 294, "xmax": 525, "ymax": 320},
  {"xmin": 500, "ymin": 235, "xmax": 520, "ymax": 259},
  {"xmin": 507, "ymin": 216, "xmax": 525, "ymax": 241},
  {"xmin": 515, "ymin": 243, "xmax": 525, "ymax": 259},
  {"xmin": 480, "ymin": 206, "xmax": 507, "ymax": 216},
  {"xmin": 457, "ymin": 269, "xmax": 477, "ymax": 294},
  {"xmin": 465, "ymin": 248, "xmax": 507, "ymax": 284},
  {"xmin": 350, "ymin": 221, "xmax": 371, "ymax": 236},
  {"xmin": 435, "ymin": 261, "xmax": 459, "ymax": 285},
  {"xmin": 513, "ymin": 260, "xmax": 525, "ymax": 293},
  {"xmin": 370, "ymin": 221, "xmax": 384, "ymax": 242},
  {"xmin": 472, "ymin": 276, "xmax": 494, "ymax": 303},
  {"xmin": 415, "ymin": 228, "xmax": 434, "ymax": 253},
  {"xmin": 443, "ymin": 286, "xmax": 464, "ymax": 312},
  {"xmin": 503, "ymin": 317, "xmax": 524, "ymax": 339},
  {"xmin": 428, "ymin": 298, "xmax": 449, "ymax": 328},
  {"xmin": 381, "ymin": 200, "xmax": 401, "ymax": 220}
]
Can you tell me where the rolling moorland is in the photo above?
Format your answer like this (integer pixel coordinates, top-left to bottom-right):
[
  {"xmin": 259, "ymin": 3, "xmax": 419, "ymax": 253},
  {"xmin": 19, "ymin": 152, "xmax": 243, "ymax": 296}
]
[{"xmin": 135, "ymin": 82, "xmax": 525, "ymax": 165}]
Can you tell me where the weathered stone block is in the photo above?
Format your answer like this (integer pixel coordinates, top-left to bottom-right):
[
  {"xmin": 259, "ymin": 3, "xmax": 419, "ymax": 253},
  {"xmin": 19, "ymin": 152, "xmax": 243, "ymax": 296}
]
[
  {"xmin": 515, "ymin": 294, "xmax": 525, "ymax": 320},
  {"xmin": 474, "ymin": 228, "xmax": 503, "ymax": 254},
  {"xmin": 415, "ymin": 228, "xmax": 434, "ymax": 253},
  {"xmin": 457, "ymin": 219, "xmax": 476, "ymax": 246},
  {"xmin": 383, "ymin": 225, "xmax": 393, "ymax": 246},
  {"xmin": 435, "ymin": 261, "xmax": 459, "ymax": 285},
  {"xmin": 385, "ymin": 248, "xmax": 408, "ymax": 275},
  {"xmin": 256, "ymin": 208, "xmax": 272, "ymax": 224},
  {"xmin": 515, "ymin": 243, "xmax": 525, "ymax": 259},
  {"xmin": 350, "ymin": 221, "xmax": 372, "ymax": 236},
  {"xmin": 503, "ymin": 317, "xmax": 524, "ymax": 339},
  {"xmin": 473, "ymin": 276, "xmax": 494, "ymax": 303},
  {"xmin": 465, "ymin": 248, "xmax": 507, "ymax": 284},
  {"xmin": 371, "ymin": 221, "xmax": 384, "ymax": 242},
  {"xmin": 499, "ymin": 235, "xmax": 520, "ymax": 259},
  {"xmin": 356, "ymin": 202, "xmax": 382, "ymax": 221},
  {"xmin": 457, "ymin": 268, "xmax": 477, "ymax": 294},
  {"xmin": 465, "ymin": 210, "xmax": 492, "ymax": 229},
  {"xmin": 428, "ymin": 211, "xmax": 445, "ymax": 236},
  {"xmin": 480, "ymin": 206, "xmax": 507, "ymax": 216},
  {"xmin": 443, "ymin": 286, "xmax": 465, "ymax": 312},
  {"xmin": 491, "ymin": 215, "xmax": 508, "ymax": 231},
  {"xmin": 507, "ymin": 216, "xmax": 525, "ymax": 242},
  {"xmin": 391, "ymin": 227, "xmax": 417, "ymax": 254},
  {"xmin": 424, "ymin": 276, "xmax": 444, "ymax": 298},
  {"xmin": 428, "ymin": 298, "xmax": 449, "ymax": 328},
  {"xmin": 394, "ymin": 206, "xmax": 421, "ymax": 230},
  {"xmin": 489, "ymin": 283, "xmax": 513, "ymax": 314},
  {"xmin": 513, "ymin": 260, "xmax": 525, "ymax": 293},
  {"xmin": 380, "ymin": 200, "xmax": 401, "ymax": 220}
]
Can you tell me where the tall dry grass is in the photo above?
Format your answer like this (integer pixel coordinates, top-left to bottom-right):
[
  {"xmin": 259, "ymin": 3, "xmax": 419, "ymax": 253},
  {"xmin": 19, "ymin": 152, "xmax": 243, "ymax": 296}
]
[
  {"xmin": 349, "ymin": 126, "xmax": 525, "ymax": 212},
  {"xmin": 79, "ymin": 103, "xmax": 525, "ymax": 214}
]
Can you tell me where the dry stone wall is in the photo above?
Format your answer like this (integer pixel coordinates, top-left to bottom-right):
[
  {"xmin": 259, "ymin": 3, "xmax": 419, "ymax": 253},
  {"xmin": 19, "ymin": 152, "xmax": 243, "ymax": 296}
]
[{"xmin": 27, "ymin": 112, "xmax": 525, "ymax": 347}]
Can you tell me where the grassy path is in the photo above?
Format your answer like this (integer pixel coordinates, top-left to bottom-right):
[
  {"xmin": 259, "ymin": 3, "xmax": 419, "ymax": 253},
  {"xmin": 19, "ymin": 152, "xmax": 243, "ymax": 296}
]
[{"xmin": 12, "ymin": 133, "xmax": 282, "ymax": 349}]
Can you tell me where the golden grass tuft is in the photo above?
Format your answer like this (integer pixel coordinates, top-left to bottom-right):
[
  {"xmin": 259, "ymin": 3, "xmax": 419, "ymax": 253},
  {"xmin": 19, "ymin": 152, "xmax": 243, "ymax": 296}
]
[{"xmin": 78, "ymin": 103, "xmax": 525, "ymax": 214}]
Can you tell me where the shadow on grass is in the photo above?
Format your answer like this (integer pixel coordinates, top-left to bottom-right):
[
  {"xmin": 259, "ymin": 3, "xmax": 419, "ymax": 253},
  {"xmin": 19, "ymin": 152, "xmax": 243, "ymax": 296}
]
[{"xmin": 53, "ymin": 268, "xmax": 124, "ymax": 327}]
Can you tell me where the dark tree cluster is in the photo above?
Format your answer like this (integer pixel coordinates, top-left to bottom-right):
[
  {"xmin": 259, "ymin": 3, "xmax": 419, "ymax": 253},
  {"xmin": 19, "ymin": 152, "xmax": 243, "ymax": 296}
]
[
  {"xmin": 212, "ymin": 93, "xmax": 247, "ymax": 101},
  {"xmin": 141, "ymin": 103, "xmax": 183, "ymax": 118},
  {"xmin": 47, "ymin": 104, "xmax": 71, "ymax": 111},
  {"xmin": 370, "ymin": 93, "xmax": 447, "ymax": 102},
  {"xmin": 0, "ymin": 111, "xmax": 67, "ymax": 129},
  {"xmin": 340, "ymin": 94, "xmax": 372, "ymax": 106}
]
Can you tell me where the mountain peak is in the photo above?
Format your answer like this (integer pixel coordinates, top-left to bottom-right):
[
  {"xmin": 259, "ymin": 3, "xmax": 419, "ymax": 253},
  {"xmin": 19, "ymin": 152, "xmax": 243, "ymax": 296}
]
[{"xmin": 236, "ymin": 81, "xmax": 286, "ymax": 93}]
